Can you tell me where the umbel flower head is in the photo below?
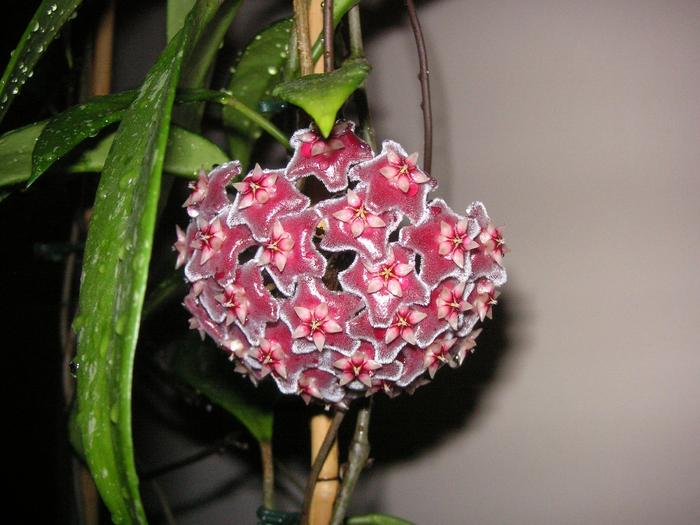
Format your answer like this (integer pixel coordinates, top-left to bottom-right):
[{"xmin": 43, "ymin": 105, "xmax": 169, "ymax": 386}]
[{"xmin": 176, "ymin": 121, "xmax": 507, "ymax": 407}]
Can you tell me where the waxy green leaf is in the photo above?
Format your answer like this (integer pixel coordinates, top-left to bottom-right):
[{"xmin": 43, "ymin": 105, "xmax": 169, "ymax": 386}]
[
  {"xmin": 0, "ymin": 121, "xmax": 228, "ymax": 188},
  {"xmin": 223, "ymin": 18, "xmax": 292, "ymax": 170},
  {"xmin": 73, "ymin": 1, "xmax": 224, "ymax": 522},
  {"xmin": 29, "ymin": 91, "xmax": 136, "ymax": 186},
  {"xmin": 273, "ymin": 59, "xmax": 370, "ymax": 137},
  {"xmin": 170, "ymin": 341, "xmax": 274, "ymax": 442},
  {"xmin": 0, "ymin": 0, "xmax": 84, "ymax": 125},
  {"xmin": 0, "ymin": 120, "xmax": 46, "ymax": 187}
]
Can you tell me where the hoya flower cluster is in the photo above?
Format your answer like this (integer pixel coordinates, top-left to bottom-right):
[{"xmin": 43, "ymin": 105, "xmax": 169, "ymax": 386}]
[{"xmin": 175, "ymin": 121, "xmax": 507, "ymax": 406}]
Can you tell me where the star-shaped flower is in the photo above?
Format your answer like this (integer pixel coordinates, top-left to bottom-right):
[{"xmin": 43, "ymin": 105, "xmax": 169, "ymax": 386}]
[
  {"xmin": 316, "ymin": 188, "xmax": 400, "ymax": 262},
  {"xmin": 228, "ymin": 166, "xmax": 309, "ymax": 239},
  {"xmin": 259, "ymin": 220, "xmax": 295, "ymax": 272},
  {"xmin": 184, "ymin": 222, "xmax": 256, "ymax": 284},
  {"xmin": 424, "ymin": 336, "xmax": 457, "ymax": 378},
  {"xmin": 190, "ymin": 217, "xmax": 226, "ymax": 265},
  {"xmin": 280, "ymin": 278, "xmax": 361, "ymax": 354},
  {"xmin": 468, "ymin": 278, "xmax": 500, "ymax": 321},
  {"xmin": 466, "ymin": 201, "xmax": 508, "ymax": 286},
  {"xmin": 198, "ymin": 261, "xmax": 279, "ymax": 345},
  {"xmin": 346, "ymin": 310, "xmax": 406, "ymax": 364},
  {"xmin": 384, "ymin": 307, "xmax": 427, "ymax": 345},
  {"xmin": 339, "ymin": 244, "xmax": 430, "ymax": 326},
  {"xmin": 298, "ymin": 369, "xmax": 346, "ymax": 405},
  {"xmin": 435, "ymin": 280, "xmax": 472, "ymax": 330},
  {"xmin": 257, "ymin": 210, "xmax": 326, "ymax": 296},
  {"xmin": 232, "ymin": 164, "xmax": 277, "ymax": 209},
  {"xmin": 349, "ymin": 140, "xmax": 437, "ymax": 223},
  {"xmin": 334, "ymin": 348, "xmax": 382, "ymax": 388},
  {"xmin": 174, "ymin": 224, "xmax": 192, "ymax": 269},
  {"xmin": 452, "ymin": 327, "xmax": 482, "ymax": 367},
  {"xmin": 286, "ymin": 121, "xmax": 373, "ymax": 192},
  {"xmin": 183, "ymin": 169, "xmax": 208, "ymax": 216},
  {"xmin": 400, "ymin": 198, "xmax": 480, "ymax": 287}
]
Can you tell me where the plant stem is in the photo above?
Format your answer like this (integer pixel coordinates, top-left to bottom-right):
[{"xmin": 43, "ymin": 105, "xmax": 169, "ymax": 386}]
[
  {"xmin": 330, "ymin": 401, "xmax": 372, "ymax": 525},
  {"xmin": 260, "ymin": 440, "xmax": 275, "ymax": 510},
  {"xmin": 405, "ymin": 0, "xmax": 433, "ymax": 174},
  {"xmin": 301, "ymin": 410, "xmax": 346, "ymax": 525},
  {"xmin": 176, "ymin": 88, "xmax": 290, "ymax": 149},
  {"xmin": 323, "ymin": 0, "xmax": 335, "ymax": 72},
  {"xmin": 348, "ymin": 6, "xmax": 364, "ymax": 59},
  {"xmin": 347, "ymin": 6, "xmax": 377, "ymax": 152},
  {"xmin": 293, "ymin": 0, "xmax": 314, "ymax": 76}
]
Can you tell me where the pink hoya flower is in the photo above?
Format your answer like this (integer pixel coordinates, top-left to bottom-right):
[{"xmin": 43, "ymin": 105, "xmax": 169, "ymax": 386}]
[
  {"xmin": 424, "ymin": 337, "xmax": 457, "ymax": 378},
  {"xmin": 258, "ymin": 220, "xmax": 294, "ymax": 272},
  {"xmin": 435, "ymin": 280, "xmax": 471, "ymax": 330},
  {"xmin": 379, "ymin": 150, "xmax": 429, "ymax": 194},
  {"xmin": 349, "ymin": 140, "xmax": 436, "ymax": 223},
  {"xmin": 232, "ymin": 164, "xmax": 277, "ymax": 209},
  {"xmin": 286, "ymin": 121, "xmax": 373, "ymax": 192},
  {"xmin": 469, "ymin": 278, "xmax": 500, "ymax": 321},
  {"xmin": 253, "ymin": 337, "xmax": 288, "ymax": 379},
  {"xmin": 334, "ymin": 351, "xmax": 382, "ymax": 387},
  {"xmin": 332, "ymin": 189, "xmax": 387, "ymax": 238},
  {"xmin": 191, "ymin": 217, "xmax": 226, "ymax": 265},
  {"xmin": 385, "ymin": 307, "xmax": 427, "ymax": 345},
  {"xmin": 215, "ymin": 283, "xmax": 249, "ymax": 325},
  {"xmin": 292, "ymin": 303, "xmax": 343, "ymax": 351},
  {"xmin": 177, "ymin": 121, "xmax": 507, "ymax": 406},
  {"xmin": 183, "ymin": 169, "xmax": 208, "ymax": 215},
  {"xmin": 438, "ymin": 219, "xmax": 479, "ymax": 269}
]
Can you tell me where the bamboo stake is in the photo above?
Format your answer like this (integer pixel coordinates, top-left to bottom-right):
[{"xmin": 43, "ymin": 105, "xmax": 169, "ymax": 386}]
[
  {"xmin": 308, "ymin": 0, "xmax": 324, "ymax": 73},
  {"xmin": 309, "ymin": 413, "xmax": 341, "ymax": 525},
  {"xmin": 90, "ymin": 0, "xmax": 115, "ymax": 96}
]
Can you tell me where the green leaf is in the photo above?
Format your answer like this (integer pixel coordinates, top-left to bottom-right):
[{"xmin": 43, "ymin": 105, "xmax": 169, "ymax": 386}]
[
  {"xmin": 175, "ymin": 0, "xmax": 243, "ymax": 129},
  {"xmin": 223, "ymin": 18, "xmax": 293, "ymax": 169},
  {"xmin": 0, "ymin": 120, "xmax": 47, "ymax": 187},
  {"xmin": 169, "ymin": 341, "xmax": 274, "ymax": 442},
  {"xmin": 0, "ymin": 121, "xmax": 228, "ymax": 188},
  {"xmin": 273, "ymin": 58, "xmax": 370, "ymax": 137},
  {"xmin": 0, "ymin": 0, "xmax": 84, "ymax": 125},
  {"xmin": 167, "ymin": 0, "xmax": 197, "ymax": 42},
  {"xmin": 346, "ymin": 514, "xmax": 414, "ymax": 525},
  {"xmin": 73, "ymin": 2, "xmax": 222, "ymax": 523},
  {"xmin": 69, "ymin": 126, "xmax": 230, "ymax": 177},
  {"xmin": 29, "ymin": 91, "xmax": 136, "ymax": 186}
]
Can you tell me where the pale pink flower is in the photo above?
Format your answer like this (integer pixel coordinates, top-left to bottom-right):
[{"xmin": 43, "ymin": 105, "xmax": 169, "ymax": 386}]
[
  {"xmin": 191, "ymin": 217, "xmax": 225, "ymax": 264},
  {"xmin": 183, "ymin": 169, "xmax": 208, "ymax": 214},
  {"xmin": 232, "ymin": 164, "xmax": 278, "ymax": 210},
  {"xmin": 334, "ymin": 352, "xmax": 382, "ymax": 387},
  {"xmin": 438, "ymin": 219, "xmax": 479, "ymax": 269},
  {"xmin": 253, "ymin": 338, "xmax": 287, "ymax": 378},
  {"xmin": 469, "ymin": 279, "xmax": 500, "ymax": 321},
  {"xmin": 453, "ymin": 328, "xmax": 482, "ymax": 366},
  {"xmin": 258, "ymin": 221, "xmax": 294, "ymax": 272},
  {"xmin": 424, "ymin": 337, "xmax": 457, "ymax": 378},
  {"xmin": 292, "ymin": 302, "xmax": 343, "ymax": 351},
  {"xmin": 385, "ymin": 307, "xmax": 428, "ymax": 345},
  {"xmin": 215, "ymin": 284, "xmax": 249, "ymax": 325},
  {"xmin": 435, "ymin": 281, "xmax": 471, "ymax": 330},
  {"xmin": 298, "ymin": 374, "xmax": 322, "ymax": 405},
  {"xmin": 174, "ymin": 225, "xmax": 189, "ymax": 269},
  {"xmin": 379, "ymin": 150, "xmax": 430, "ymax": 194},
  {"xmin": 478, "ymin": 222, "xmax": 507, "ymax": 265},
  {"xmin": 332, "ymin": 189, "xmax": 386, "ymax": 238},
  {"xmin": 365, "ymin": 248, "xmax": 415, "ymax": 297}
]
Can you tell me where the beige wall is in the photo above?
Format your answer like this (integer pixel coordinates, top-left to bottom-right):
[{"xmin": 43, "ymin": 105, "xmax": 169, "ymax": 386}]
[{"xmin": 365, "ymin": 1, "xmax": 700, "ymax": 523}]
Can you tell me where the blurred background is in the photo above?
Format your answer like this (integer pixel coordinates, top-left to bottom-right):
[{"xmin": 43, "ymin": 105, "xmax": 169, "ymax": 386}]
[{"xmin": 5, "ymin": 0, "xmax": 700, "ymax": 523}]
